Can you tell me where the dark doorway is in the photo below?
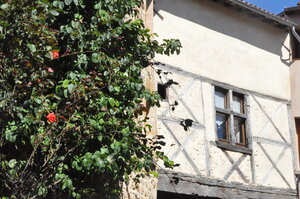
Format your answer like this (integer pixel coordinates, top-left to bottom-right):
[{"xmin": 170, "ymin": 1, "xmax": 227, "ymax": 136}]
[{"xmin": 157, "ymin": 191, "xmax": 221, "ymax": 199}]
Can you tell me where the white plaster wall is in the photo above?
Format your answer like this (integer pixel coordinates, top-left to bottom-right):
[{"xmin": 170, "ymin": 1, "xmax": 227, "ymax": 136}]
[
  {"xmin": 155, "ymin": 0, "xmax": 295, "ymax": 191},
  {"xmin": 157, "ymin": 72, "xmax": 207, "ymax": 175},
  {"xmin": 154, "ymin": 0, "xmax": 291, "ymax": 100},
  {"xmin": 157, "ymin": 72, "xmax": 295, "ymax": 189}
]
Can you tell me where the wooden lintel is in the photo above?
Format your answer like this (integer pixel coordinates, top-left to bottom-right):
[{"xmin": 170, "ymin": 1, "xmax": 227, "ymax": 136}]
[{"xmin": 158, "ymin": 171, "xmax": 297, "ymax": 199}]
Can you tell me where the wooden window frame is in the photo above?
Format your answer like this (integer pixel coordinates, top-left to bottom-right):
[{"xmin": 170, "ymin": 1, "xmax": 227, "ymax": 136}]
[
  {"xmin": 234, "ymin": 116, "xmax": 247, "ymax": 146},
  {"xmin": 214, "ymin": 86, "xmax": 251, "ymax": 154}
]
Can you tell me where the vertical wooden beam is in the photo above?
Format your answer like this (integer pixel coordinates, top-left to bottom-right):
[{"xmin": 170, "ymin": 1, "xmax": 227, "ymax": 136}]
[
  {"xmin": 250, "ymin": 154, "xmax": 256, "ymax": 184},
  {"xmin": 201, "ymin": 80, "xmax": 211, "ymax": 176},
  {"xmin": 245, "ymin": 94, "xmax": 253, "ymax": 149},
  {"xmin": 229, "ymin": 90, "xmax": 234, "ymax": 143}
]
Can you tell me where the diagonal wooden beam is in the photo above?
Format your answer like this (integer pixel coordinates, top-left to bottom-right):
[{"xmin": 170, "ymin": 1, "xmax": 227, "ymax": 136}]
[
  {"xmin": 252, "ymin": 96, "xmax": 288, "ymax": 143},
  {"xmin": 160, "ymin": 73, "xmax": 199, "ymax": 123},
  {"xmin": 170, "ymin": 86, "xmax": 200, "ymax": 123},
  {"xmin": 223, "ymin": 151, "xmax": 249, "ymax": 183},
  {"xmin": 170, "ymin": 129, "xmax": 199, "ymax": 160},
  {"xmin": 262, "ymin": 146, "xmax": 287, "ymax": 184},
  {"xmin": 253, "ymin": 103, "xmax": 282, "ymax": 137},
  {"xmin": 162, "ymin": 120, "xmax": 202, "ymax": 176},
  {"xmin": 159, "ymin": 76, "xmax": 196, "ymax": 118},
  {"xmin": 257, "ymin": 142, "xmax": 292, "ymax": 188}
]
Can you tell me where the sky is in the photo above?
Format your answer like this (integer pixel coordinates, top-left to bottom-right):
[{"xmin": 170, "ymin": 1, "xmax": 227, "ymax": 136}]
[{"xmin": 246, "ymin": 0, "xmax": 299, "ymax": 14}]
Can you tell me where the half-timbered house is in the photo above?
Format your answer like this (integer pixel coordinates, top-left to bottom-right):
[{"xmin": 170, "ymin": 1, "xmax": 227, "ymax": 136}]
[
  {"xmin": 154, "ymin": 0, "xmax": 299, "ymax": 199},
  {"xmin": 123, "ymin": 1, "xmax": 300, "ymax": 199}
]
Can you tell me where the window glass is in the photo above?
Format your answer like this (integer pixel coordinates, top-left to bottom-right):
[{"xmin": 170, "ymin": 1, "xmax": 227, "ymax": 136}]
[
  {"xmin": 234, "ymin": 117, "xmax": 245, "ymax": 145},
  {"xmin": 215, "ymin": 89, "xmax": 227, "ymax": 109},
  {"xmin": 233, "ymin": 94, "xmax": 244, "ymax": 113},
  {"xmin": 216, "ymin": 113, "xmax": 228, "ymax": 140}
]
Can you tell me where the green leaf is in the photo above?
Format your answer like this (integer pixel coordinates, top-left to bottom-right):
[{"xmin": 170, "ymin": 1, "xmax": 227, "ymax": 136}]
[
  {"xmin": 5, "ymin": 131, "xmax": 16, "ymax": 143},
  {"xmin": 149, "ymin": 171, "xmax": 159, "ymax": 178},
  {"xmin": 27, "ymin": 44, "xmax": 36, "ymax": 52},
  {"xmin": 62, "ymin": 79, "xmax": 70, "ymax": 88},
  {"xmin": 64, "ymin": 89, "xmax": 68, "ymax": 98},
  {"xmin": 92, "ymin": 53, "xmax": 100, "ymax": 63},
  {"xmin": 108, "ymin": 98, "xmax": 115, "ymax": 106},
  {"xmin": 95, "ymin": 158, "xmax": 104, "ymax": 169},
  {"xmin": 73, "ymin": 0, "xmax": 79, "ymax": 6},
  {"xmin": 64, "ymin": 0, "xmax": 72, "ymax": 5},
  {"xmin": 38, "ymin": 186, "xmax": 47, "ymax": 196},
  {"xmin": 72, "ymin": 161, "xmax": 82, "ymax": 171},
  {"xmin": 122, "ymin": 127, "xmax": 130, "ymax": 134},
  {"xmin": 114, "ymin": 86, "xmax": 120, "ymax": 92},
  {"xmin": 68, "ymin": 84, "xmax": 75, "ymax": 93},
  {"xmin": 34, "ymin": 98, "xmax": 42, "ymax": 104},
  {"xmin": 0, "ymin": 3, "xmax": 9, "ymax": 10},
  {"xmin": 8, "ymin": 159, "xmax": 17, "ymax": 168},
  {"xmin": 50, "ymin": 10, "xmax": 59, "ymax": 16}
]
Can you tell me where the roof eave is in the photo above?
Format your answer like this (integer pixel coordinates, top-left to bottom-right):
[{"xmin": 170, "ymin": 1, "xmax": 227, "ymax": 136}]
[
  {"xmin": 283, "ymin": 6, "xmax": 300, "ymax": 14},
  {"xmin": 225, "ymin": 0, "xmax": 296, "ymax": 28}
]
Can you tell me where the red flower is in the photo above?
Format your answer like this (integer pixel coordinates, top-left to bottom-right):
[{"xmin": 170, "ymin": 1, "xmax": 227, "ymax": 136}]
[
  {"xmin": 52, "ymin": 51, "xmax": 59, "ymax": 59},
  {"xmin": 46, "ymin": 112, "xmax": 57, "ymax": 123}
]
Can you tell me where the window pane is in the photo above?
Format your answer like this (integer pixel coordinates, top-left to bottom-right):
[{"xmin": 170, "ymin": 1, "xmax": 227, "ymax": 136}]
[
  {"xmin": 215, "ymin": 89, "xmax": 227, "ymax": 109},
  {"xmin": 233, "ymin": 94, "xmax": 244, "ymax": 113},
  {"xmin": 216, "ymin": 113, "xmax": 228, "ymax": 140},
  {"xmin": 234, "ymin": 117, "xmax": 246, "ymax": 145}
]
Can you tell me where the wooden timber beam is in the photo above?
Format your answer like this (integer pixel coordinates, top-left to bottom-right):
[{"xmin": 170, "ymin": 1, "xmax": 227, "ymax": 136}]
[{"xmin": 158, "ymin": 171, "xmax": 297, "ymax": 199}]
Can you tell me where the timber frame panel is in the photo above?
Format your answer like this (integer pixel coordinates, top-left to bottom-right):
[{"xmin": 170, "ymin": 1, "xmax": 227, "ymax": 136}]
[{"xmin": 156, "ymin": 62, "xmax": 297, "ymax": 197}]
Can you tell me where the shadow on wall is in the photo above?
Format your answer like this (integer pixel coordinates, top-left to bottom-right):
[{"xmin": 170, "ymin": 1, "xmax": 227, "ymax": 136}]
[
  {"xmin": 157, "ymin": 191, "xmax": 221, "ymax": 199},
  {"xmin": 154, "ymin": 0, "xmax": 291, "ymax": 66}
]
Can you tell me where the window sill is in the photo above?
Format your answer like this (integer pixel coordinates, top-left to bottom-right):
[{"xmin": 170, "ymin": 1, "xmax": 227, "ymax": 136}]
[{"xmin": 216, "ymin": 141, "xmax": 252, "ymax": 155}]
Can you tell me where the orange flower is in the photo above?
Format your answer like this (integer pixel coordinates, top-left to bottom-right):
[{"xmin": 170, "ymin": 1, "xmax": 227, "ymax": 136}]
[
  {"xmin": 52, "ymin": 51, "xmax": 59, "ymax": 59},
  {"xmin": 46, "ymin": 112, "xmax": 57, "ymax": 123}
]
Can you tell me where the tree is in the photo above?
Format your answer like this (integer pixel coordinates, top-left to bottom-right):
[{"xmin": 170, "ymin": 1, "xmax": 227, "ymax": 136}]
[{"xmin": 0, "ymin": 0, "xmax": 181, "ymax": 198}]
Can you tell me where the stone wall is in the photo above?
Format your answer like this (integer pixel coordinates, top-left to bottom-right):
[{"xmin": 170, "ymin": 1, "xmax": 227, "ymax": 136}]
[
  {"xmin": 122, "ymin": 175, "xmax": 158, "ymax": 199},
  {"xmin": 121, "ymin": 1, "xmax": 158, "ymax": 199}
]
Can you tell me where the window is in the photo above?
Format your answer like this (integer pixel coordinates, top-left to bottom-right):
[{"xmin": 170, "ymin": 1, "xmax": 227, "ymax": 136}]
[{"xmin": 214, "ymin": 86, "xmax": 251, "ymax": 154}]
